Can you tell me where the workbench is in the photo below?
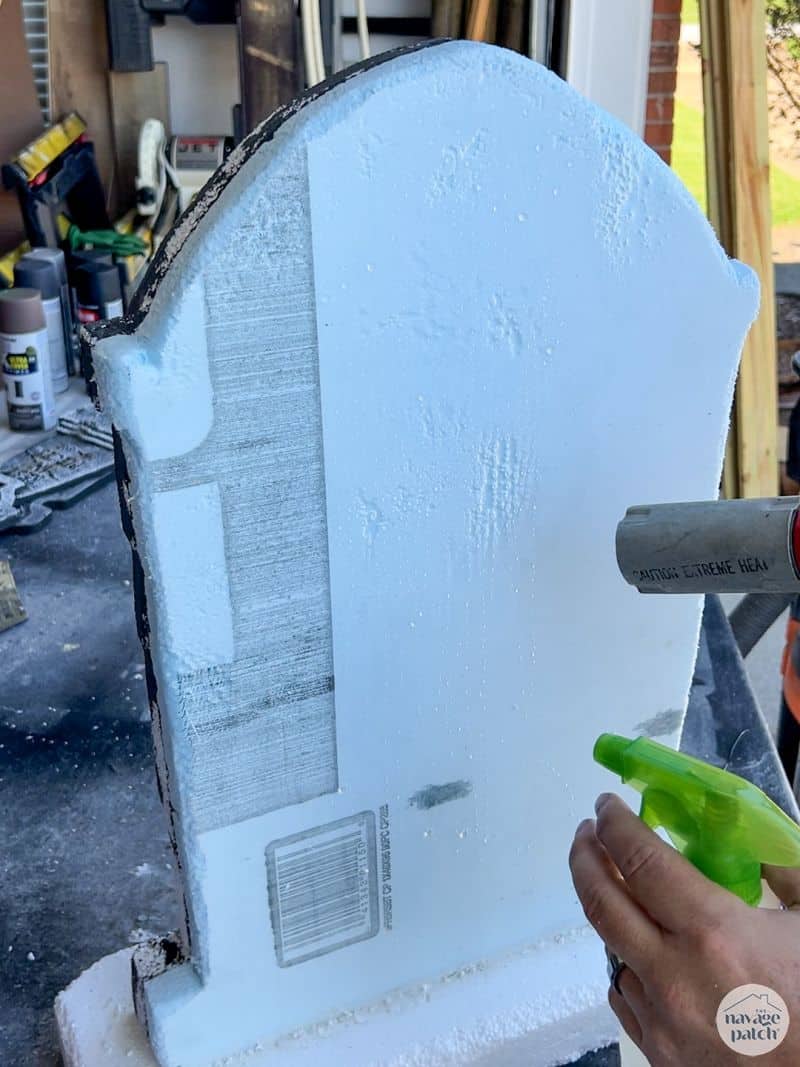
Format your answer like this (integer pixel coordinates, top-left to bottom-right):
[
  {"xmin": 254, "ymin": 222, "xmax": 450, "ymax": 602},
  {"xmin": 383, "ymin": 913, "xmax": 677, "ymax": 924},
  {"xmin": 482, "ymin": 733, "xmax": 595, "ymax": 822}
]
[
  {"xmin": 0, "ymin": 483, "xmax": 795, "ymax": 1066},
  {"xmin": 0, "ymin": 378, "xmax": 90, "ymax": 467}
]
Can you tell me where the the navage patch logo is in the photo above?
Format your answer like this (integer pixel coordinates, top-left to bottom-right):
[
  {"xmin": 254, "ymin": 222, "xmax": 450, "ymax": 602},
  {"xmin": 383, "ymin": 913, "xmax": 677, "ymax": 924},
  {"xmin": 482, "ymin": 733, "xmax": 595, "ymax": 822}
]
[{"xmin": 716, "ymin": 985, "xmax": 789, "ymax": 1056}]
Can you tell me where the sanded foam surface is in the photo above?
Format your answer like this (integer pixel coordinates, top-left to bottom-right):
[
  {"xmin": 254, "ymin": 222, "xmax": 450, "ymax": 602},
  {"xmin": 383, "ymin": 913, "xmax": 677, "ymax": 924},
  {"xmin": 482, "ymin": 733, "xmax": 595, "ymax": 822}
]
[{"xmin": 90, "ymin": 40, "xmax": 757, "ymax": 1067}]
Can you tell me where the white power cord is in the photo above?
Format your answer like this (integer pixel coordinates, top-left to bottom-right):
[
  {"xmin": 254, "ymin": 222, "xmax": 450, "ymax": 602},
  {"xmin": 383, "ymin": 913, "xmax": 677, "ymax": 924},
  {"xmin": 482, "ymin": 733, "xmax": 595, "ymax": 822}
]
[
  {"xmin": 310, "ymin": 0, "xmax": 326, "ymax": 82},
  {"xmin": 161, "ymin": 143, "xmax": 181, "ymax": 196},
  {"xmin": 303, "ymin": 0, "xmax": 369, "ymax": 82},
  {"xmin": 356, "ymin": 0, "xmax": 370, "ymax": 59},
  {"xmin": 301, "ymin": 0, "xmax": 327, "ymax": 85},
  {"xmin": 301, "ymin": 0, "xmax": 320, "ymax": 85},
  {"xmin": 136, "ymin": 119, "xmax": 167, "ymax": 219}
]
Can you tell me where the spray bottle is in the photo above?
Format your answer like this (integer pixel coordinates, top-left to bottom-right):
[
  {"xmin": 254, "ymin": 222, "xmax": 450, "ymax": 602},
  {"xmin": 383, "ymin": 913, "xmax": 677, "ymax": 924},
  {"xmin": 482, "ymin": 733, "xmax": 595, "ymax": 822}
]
[{"xmin": 594, "ymin": 733, "xmax": 800, "ymax": 1064}]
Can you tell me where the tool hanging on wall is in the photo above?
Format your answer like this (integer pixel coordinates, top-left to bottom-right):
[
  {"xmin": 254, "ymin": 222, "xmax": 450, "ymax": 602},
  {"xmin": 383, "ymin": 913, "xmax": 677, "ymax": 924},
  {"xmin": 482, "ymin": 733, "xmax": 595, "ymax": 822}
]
[
  {"xmin": 1, "ymin": 113, "xmax": 111, "ymax": 249},
  {"xmin": 131, "ymin": 130, "xmax": 233, "ymax": 225},
  {"xmin": 130, "ymin": 119, "xmax": 177, "ymax": 258},
  {"xmin": 136, "ymin": 119, "xmax": 168, "ymax": 219},
  {"xmin": 167, "ymin": 135, "xmax": 233, "ymax": 214},
  {"xmin": 104, "ymin": 0, "xmax": 237, "ymax": 73}
]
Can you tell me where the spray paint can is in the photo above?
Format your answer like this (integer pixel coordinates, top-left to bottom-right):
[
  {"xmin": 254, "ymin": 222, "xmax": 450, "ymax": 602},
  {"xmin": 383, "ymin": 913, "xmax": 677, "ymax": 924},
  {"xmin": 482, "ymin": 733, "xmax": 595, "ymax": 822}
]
[
  {"xmin": 69, "ymin": 249, "xmax": 127, "ymax": 313},
  {"xmin": 68, "ymin": 250, "xmax": 112, "ymax": 314},
  {"xmin": 26, "ymin": 247, "xmax": 78, "ymax": 375},
  {"xmin": 74, "ymin": 262, "xmax": 124, "ymax": 325},
  {"xmin": 14, "ymin": 257, "xmax": 70, "ymax": 393},
  {"xmin": 0, "ymin": 289, "xmax": 56, "ymax": 432}
]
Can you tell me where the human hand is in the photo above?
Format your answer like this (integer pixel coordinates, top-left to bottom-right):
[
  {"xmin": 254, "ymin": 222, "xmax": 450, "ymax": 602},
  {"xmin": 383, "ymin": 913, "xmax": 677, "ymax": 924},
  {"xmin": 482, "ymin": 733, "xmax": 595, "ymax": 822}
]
[{"xmin": 569, "ymin": 792, "xmax": 800, "ymax": 1065}]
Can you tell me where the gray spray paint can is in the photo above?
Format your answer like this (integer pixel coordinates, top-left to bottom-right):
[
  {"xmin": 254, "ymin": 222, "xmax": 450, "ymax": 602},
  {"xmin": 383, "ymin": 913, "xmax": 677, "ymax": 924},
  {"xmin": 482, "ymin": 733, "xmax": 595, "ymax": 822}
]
[
  {"xmin": 26, "ymin": 247, "xmax": 78, "ymax": 374},
  {"xmin": 14, "ymin": 257, "xmax": 70, "ymax": 393},
  {"xmin": 0, "ymin": 289, "xmax": 56, "ymax": 431}
]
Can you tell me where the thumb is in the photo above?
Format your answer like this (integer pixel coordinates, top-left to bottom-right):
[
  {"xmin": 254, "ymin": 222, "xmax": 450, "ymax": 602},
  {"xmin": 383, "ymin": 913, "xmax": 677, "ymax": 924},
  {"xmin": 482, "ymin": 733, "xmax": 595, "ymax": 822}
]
[{"xmin": 763, "ymin": 864, "xmax": 800, "ymax": 909}]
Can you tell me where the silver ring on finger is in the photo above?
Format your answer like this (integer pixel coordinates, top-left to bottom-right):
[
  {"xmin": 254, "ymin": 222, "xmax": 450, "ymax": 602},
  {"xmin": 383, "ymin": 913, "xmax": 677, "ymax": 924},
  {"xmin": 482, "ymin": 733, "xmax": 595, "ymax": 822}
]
[{"xmin": 605, "ymin": 947, "xmax": 628, "ymax": 996}]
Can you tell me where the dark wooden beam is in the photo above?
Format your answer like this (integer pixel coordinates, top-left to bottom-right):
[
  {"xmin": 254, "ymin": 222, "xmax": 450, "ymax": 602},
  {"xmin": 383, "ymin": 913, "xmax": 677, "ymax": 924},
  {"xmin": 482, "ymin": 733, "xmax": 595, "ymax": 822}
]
[{"xmin": 238, "ymin": 0, "xmax": 301, "ymax": 133}]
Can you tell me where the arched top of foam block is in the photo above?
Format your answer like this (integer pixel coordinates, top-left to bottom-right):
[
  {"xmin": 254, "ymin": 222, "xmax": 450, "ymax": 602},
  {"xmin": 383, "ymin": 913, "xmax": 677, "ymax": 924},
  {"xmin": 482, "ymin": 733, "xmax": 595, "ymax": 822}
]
[{"xmin": 88, "ymin": 38, "xmax": 756, "ymax": 354}]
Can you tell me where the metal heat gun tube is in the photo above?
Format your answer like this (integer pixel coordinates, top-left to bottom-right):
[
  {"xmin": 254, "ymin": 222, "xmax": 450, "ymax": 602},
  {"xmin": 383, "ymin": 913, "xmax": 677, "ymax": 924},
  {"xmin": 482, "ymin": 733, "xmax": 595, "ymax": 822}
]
[{"xmin": 617, "ymin": 498, "xmax": 800, "ymax": 594}]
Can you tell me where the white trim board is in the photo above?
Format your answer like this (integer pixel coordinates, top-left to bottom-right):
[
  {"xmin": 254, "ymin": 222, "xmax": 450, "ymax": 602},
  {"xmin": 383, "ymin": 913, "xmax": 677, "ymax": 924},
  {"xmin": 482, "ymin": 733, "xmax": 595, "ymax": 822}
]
[{"xmin": 566, "ymin": 0, "xmax": 653, "ymax": 136}]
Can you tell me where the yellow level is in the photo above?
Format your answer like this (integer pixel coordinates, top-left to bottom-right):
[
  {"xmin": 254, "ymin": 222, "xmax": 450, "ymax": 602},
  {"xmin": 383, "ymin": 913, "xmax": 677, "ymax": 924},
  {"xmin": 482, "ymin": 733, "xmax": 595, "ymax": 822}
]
[
  {"xmin": 0, "ymin": 242, "xmax": 31, "ymax": 288},
  {"xmin": 12, "ymin": 113, "xmax": 87, "ymax": 183}
]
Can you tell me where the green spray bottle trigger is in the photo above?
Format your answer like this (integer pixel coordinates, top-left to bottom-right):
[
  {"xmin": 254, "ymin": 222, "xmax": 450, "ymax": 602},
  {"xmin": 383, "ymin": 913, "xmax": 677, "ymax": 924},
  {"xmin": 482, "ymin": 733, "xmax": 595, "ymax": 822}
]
[{"xmin": 594, "ymin": 733, "xmax": 800, "ymax": 906}]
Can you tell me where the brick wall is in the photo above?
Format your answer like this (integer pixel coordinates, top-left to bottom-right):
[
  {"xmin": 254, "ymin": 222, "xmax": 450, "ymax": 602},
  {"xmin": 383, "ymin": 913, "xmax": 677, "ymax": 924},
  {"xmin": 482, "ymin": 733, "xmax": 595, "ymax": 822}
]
[{"xmin": 645, "ymin": 0, "xmax": 682, "ymax": 162}]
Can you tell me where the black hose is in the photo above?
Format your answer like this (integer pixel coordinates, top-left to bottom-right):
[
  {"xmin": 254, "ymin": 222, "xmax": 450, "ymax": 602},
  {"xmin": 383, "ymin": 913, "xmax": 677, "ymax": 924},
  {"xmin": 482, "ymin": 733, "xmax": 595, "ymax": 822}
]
[
  {"xmin": 777, "ymin": 698, "xmax": 800, "ymax": 786},
  {"xmin": 728, "ymin": 592, "xmax": 793, "ymax": 658}
]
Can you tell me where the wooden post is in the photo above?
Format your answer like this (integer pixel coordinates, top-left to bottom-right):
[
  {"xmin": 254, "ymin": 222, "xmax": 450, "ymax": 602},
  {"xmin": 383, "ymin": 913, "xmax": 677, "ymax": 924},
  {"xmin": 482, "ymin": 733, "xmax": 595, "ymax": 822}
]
[
  {"xmin": 48, "ymin": 0, "xmax": 119, "ymax": 217},
  {"xmin": 0, "ymin": 0, "xmax": 43, "ymax": 248},
  {"xmin": 238, "ymin": 0, "xmax": 301, "ymax": 133},
  {"xmin": 699, "ymin": 0, "xmax": 778, "ymax": 497},
  {"xmin": 432, "ymin": 0, "xmax": 465, "ymax": 39}
]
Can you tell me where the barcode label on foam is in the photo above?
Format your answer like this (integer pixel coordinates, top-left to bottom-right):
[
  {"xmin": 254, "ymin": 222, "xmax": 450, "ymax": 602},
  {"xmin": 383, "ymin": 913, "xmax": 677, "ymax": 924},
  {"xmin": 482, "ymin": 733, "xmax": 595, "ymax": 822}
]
[{"xmin": 266, "ymin": 812, "xmax": 380, "ymax": 967}]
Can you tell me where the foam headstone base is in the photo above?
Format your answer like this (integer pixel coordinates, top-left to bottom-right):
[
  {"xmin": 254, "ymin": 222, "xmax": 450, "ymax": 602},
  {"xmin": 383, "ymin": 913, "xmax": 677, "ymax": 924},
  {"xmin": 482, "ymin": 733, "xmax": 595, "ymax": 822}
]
[
  {"xmin": 56, "ymin": 938, "xmax": 614, "ymax": 1067},
  {"xmin": 86, "ymin": 40, "xmax": 757, "ymax": 1067}
]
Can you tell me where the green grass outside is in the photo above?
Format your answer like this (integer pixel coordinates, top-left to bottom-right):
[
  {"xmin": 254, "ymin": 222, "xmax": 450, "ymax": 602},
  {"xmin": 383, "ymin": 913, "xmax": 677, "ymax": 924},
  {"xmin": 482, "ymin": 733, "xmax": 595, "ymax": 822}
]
[
  {"xmin": 671, "ymin": 100, "xmax": 707, "ymax": 212},
  {"xmin": 683, "ymin": 0, "xmax": 699, "ymax": 24},
  {"xmin": 671, "ymin": 98, "xmax": 800, "ymax": 226}
]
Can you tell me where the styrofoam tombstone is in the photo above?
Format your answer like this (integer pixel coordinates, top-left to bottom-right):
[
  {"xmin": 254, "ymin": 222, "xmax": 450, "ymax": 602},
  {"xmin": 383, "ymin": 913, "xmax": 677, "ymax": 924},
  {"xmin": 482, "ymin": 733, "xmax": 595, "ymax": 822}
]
[{"xmin": 87, "ymin": 40, "xmax": 757, "ymax": 1067}]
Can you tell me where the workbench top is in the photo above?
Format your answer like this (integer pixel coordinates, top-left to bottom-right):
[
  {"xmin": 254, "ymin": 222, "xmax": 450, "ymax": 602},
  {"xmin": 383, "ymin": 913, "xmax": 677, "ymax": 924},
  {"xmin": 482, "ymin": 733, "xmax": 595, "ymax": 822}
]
[{"xmin": 0, "ymin": 377, "xmax": 92, "ymax": 466}]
